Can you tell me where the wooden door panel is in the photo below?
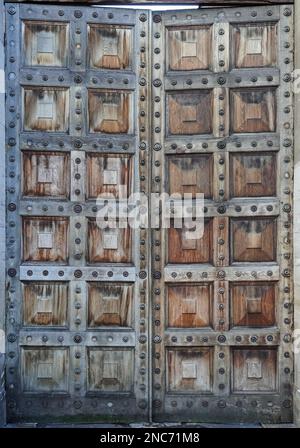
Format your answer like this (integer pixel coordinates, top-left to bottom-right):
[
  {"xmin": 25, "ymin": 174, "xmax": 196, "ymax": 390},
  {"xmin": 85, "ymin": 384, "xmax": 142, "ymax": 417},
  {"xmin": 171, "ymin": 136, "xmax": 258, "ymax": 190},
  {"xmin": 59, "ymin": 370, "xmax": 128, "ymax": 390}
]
[
  {"xmin": 167, "ymin": 154, "xmax": 213, "ymax": 198},
  {"xmin": 87, "ymin": 219, "xmax": 132, "ymax": 263},
  {"xmin": 87, "ymin": 348, "xmax": 134, "ymax": 393},
  {"xmin": 88, "ymin": 283, "xmax": 133, "ymax": 327},
  {"xmin": 232, "ymin": 23, "xmax": 278, "ymax": 68},
  {"xmin": 86, "ymin": 153, "xmax": 133, "ymax": 199},
  {"xmin": 23, "ymin": 21, "xmax": 69, "ymax": 67},
  {"xmin": 151, "ymin": 4, "xmax": 293, "ymax": 423},
  {"xmin": 88, "ymin": 90, "xmax": 133, "ymax": 134},
  {"xmin": 232, "ymin": 348, "xmax": 277, "ymax": 392},
  {"xmin": 167, "ymin": 90, "xmax": 213, "ymax": 135},
  {"xmin": 230, "ymin": 282, "xmax": 276, "ymax": 327},
  {"xmin": 167, "ymin": 25, "xmax": 212, "ymax": 71},
  {"xmin": 23, "ymin": 87, "xmax": 69, "ymax": 132},
  {"xmin": 231, "ymin": 218, "xmax": 277, "ymax": 262},
  {"xmin": 167, "ymin": 348, "xmax": 213, "ymax": 393},
  {"xmin": 167, "ymin": 283, "xmax": 213, "ymax": 328},
  {"xmin": 22, "ymin": 151, "xmax": 70, "ymax": 198},
  {"xmin": 6, "ymin": 4, "xmax": 150, "ymax": 421},
  {"xmin": 22, "ymin": 282, "xmax": 69, "ymax": 327},
  {"xmin": 230, "ymin": 153, "xmax": 276, "ymax": 197},
  {"xmin": 22, "ymin": 217, "xmax": 69, "ymax": 263},
  {"xmin": 230, "ymin": 88, "xmax": 277, "ymax": 133},
  {"xmin": 87, "ymin": 24, "xmax": 133, "ymax": 70},
  {"xmin": 21, "ymin": 348, "xmax": 69, "ymax": 393},
  {"xmin": 168, "ymin": 219, "xmax": 213, "ymax": 264}
]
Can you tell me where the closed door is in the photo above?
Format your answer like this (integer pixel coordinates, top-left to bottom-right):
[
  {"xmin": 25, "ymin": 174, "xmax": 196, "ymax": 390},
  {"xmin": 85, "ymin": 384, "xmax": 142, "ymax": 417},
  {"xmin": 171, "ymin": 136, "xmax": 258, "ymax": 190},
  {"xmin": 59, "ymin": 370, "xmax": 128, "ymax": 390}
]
[{"xmin": 5, "ymin": 3, "xmax": 294, "ymax": 424}]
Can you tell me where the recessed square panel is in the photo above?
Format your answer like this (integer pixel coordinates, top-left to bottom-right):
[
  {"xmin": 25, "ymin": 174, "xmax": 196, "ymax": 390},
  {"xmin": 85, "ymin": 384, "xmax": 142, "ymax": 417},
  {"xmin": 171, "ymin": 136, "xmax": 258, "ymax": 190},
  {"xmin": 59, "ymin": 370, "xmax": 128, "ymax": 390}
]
[
  {"xmin": 86, "ymin": 153, "xmax": 133, "ymax": 199},
  {"xmin": 230, "ymin": 88, "xmax": 276, "ymax": 133},
  {"xmin": 232, "ymin": 23, "xmax": 278, "ymax": 68},
  {"xmin": 23, "ymin": 88, "xmax": 69, "ymax": 132},
  {"xmin": 88, "ymin": 348, "xmax": 133, "ymax": 393},
  {"xmin": 88, "ymin": 25, "xmax": 132, "ymax": 69},
  {"xmin": 168, "ymin": 219, "xmax": 212, "ymax": 264},
  {"xmin": 167, "ymin": 154, "xmax": 213, "ymax": 199},
  {"xmin": 230, "ymin": 282, "xmax": 276, "ymax": 327},
  {"xmin": 22, "ymin": 282, "xmax": 68, "ymax": 326},
  {"xmin": 88, "ymin": 283, "xmax": 133, "ymax": 327},
  {"xmin": 167, "ymin": 25, "xmax": 212, "ymax": 71},
  {"xmin": 87, "ymin": 219, "xmax": 131, "ymax": 263},
  {"xmin": 168, "ymin": 283, "xmax": 213, "ymax": 328},
  {"xmin": 232, "ymin": 348, "xmax": 277, "ymax": 392},
  {"xmin": 231, "ymin": 218, "xmax": 276, "ymax": 262},
  {"xmin": 23, "ymin": 21, "xmax": 69, "ymax": 67},
  {"xmin": 22, "ymin": 217, "xmax": 69, "ymax": 263},
  {"xmin": 230, "ymin": 153, "xmax": 276, "ymax": 197},
  {"xmin": 21, "ymin": 348, "xmax": 69, "ymax": 392},
  {"xmin": 88, "ymin": 90, "xmax": 133, "ymax": 134},
  {"xmin": 167, "ymin": 348, "xmax": 213, "ymax": 393},
  {"xmin": 22, "ymin": 151, "xmax": 70, "ymax": 198},
  {"xmin": 167, "ymin": 90, "xmax": 213, "ymax": 135}
]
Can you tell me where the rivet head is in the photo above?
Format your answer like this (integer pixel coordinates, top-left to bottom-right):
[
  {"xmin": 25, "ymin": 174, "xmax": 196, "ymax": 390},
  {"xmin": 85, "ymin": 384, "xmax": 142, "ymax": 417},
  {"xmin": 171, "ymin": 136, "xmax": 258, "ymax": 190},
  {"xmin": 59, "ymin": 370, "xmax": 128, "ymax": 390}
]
[
  {"xmin": 283, "ymin": 8, "xmax": 292, "ymax": 17},
  {"xmin": 153, "ymin": 14, "xmax": 161, "ymax": 23},
  {"xmin": 153, "ymin": 79, "xmax": 162, "ymax": 87},
  {"xmin": 8, "ymin": 268, "xmax": 17, "ymax": 277},
  {"xmin": 153, "ymin": 271, "xmax": 161, "ymax": 279},
  {"xmin": 217, "ymin": 205, "xmax": 226, "ymax": 214},
  {"xmin": 138, "ymin": 400, "xmax": 147, "ymax": 409},
  {"xmin": 74, "ymin": 75, "xmax": 82, "ymax": 84},
  {"xmin": 216, "ymin": 334, "xmax": 226, "ymax": 344},
  {"xmin": 283, "ymin": 204, "xmax": 291, "ymax": 213},
  {"xmin": 74, "ymin": 335, "xmax": 82, "ymax": 343},
  {"xmin": 217, "ymin": 76, "xmax": 226, "ymax": 85},
  {"xmin": 74, "ymin": 10, "xmax": 82, "ymax": 18},
  {"xmin": 153, "ymin": 335, "xmax": 162, "ymax": 344},
  {"xmin": 7, "ymin": 334, "xmax": 16, "ymax": 343},
  {"xmin": 139, "ymin": 13, "xmax": 147, "ymax": 22},
  {"xmin": 217, "ymin": 141, "xmax": 226, "ymax": 149},
  {"xmin": 139, "ymin": 335, "xmax": 147, "ymax": 344}
]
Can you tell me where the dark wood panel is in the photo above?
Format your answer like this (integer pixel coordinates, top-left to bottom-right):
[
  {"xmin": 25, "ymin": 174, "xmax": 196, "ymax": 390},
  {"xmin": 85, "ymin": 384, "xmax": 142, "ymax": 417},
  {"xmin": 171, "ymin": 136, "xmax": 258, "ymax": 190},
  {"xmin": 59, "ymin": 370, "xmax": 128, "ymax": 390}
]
[
  {"xmin": 88, "ymin": 283, "xmax": 133, "ymax": 327},
  {"xmin": 23, "ymin": 21, "xmax": 69, "ymax": 67},
  {"xmin": 167, "ymin": 26, "xmax": 212, "ymax": 71},
  {"xmin": 87, "ymin": 219, "xmax": 132, "ymax": 263},
  {"xmin": 88, "ymin": 348, "xmax": 134, "ymax": 393},
  {"xmin": 86, "ymin": 153, "xmax": 133, "ymax": 199},
  {"xmin": 23, "ymin": 87, "xmax": 69, "ymax": 132},
  {"xmin": 230, "ymin": 88, "xmax": 277, "ymax": 133},
  {"xmin": 168, "ymin": 219, "xmax": 213, "ymax": 264},
  {"xmin": 168, "ymin": 283, "xmax": 213, "ymax": 328},
  {"xmin": 230, "ymin": 152, "xmax": 276, "ymax": 198},
  {"xmin": 167, "ymin": 154, "xmax": 213, "ymax": 199},
  {"xmin": 88, "ymin": 25, "xmax": 132, "ymax": 70},
  {"xmin": 232, "ymin": 348, "xmax": 277, "ymax": 392},
  {"xmin": 88, "ymin": 90, "xmax": 133, "ymax": 134},
  {"xmin": 22, "ymin": 217, "xmax": 69, "ymax": 263},
  {"xmin": 167, "ymin": 90, "xmax": 213, "ymax": 135},
  {"xmin": 22, "ymin": 282, "xmax": 68, "ymax": 326},
  {"xmin": 22, "ymin": 151, "xmax": 70, "ymax": 198},
  {"xmin": 21, "ymin": 348, "xmax": 69, "ymax": 393},
  {"xmin": 167, "ymin": 348, "xmax": 213, "ymax": 393},
  {"xmin": 231, "ymin": 218, "xmax": 277, "ymax": 262},
  {"xmin": 232, "ymin": 23, "xmax": 278, "ymax": 68},
  {"xmin": 230, "ymin": 282, "xmax": 276, "ymax": 327}
]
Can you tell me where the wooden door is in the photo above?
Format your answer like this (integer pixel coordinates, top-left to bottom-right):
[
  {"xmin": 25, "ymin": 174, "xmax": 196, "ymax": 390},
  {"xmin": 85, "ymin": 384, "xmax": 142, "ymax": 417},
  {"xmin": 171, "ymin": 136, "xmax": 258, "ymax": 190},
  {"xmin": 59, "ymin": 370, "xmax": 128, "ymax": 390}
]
[
  {"xmin": 5, "ymin": 3, "xmax": 294, "ymax": 424},
  {"xmin": 151, "ymin": 4, "xmax": 294, "ymax": 423},
  {"xmin": 5, "ymin": 3, "xmax": 150, "ymax": 422}
]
